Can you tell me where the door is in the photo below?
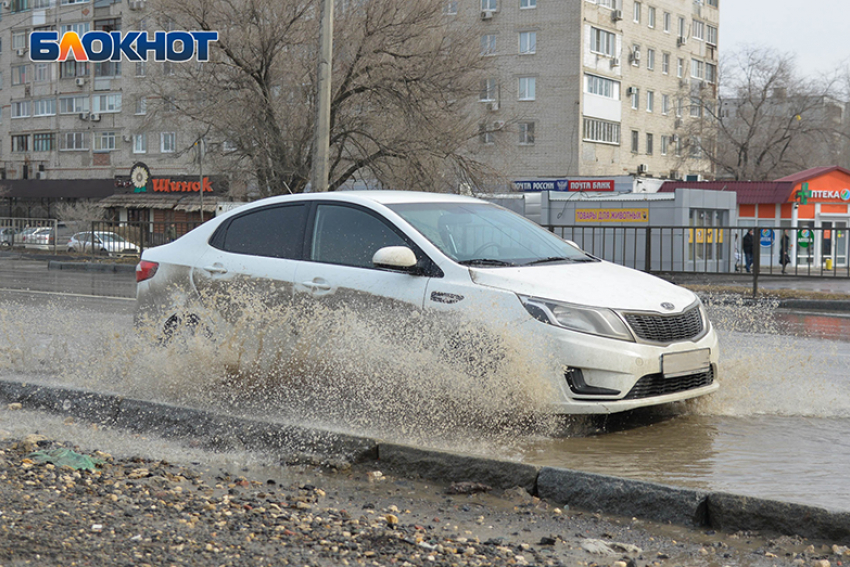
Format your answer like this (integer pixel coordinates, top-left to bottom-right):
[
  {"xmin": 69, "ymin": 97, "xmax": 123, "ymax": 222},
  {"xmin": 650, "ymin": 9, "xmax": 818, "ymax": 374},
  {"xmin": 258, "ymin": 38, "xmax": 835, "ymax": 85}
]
[
  {"xmin": 835, "ymin": 221, "xmax": 848, "ymax": 268},
  {"xmin": 293, "ymin": 203, "xmax": 431, "ymax": 342}
]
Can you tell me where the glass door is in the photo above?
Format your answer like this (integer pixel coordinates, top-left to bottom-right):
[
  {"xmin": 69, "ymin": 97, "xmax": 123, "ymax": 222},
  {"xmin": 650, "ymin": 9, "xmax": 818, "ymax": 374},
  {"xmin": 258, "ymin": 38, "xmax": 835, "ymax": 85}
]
[{"xmin": 835, "ymin": 222, "xmax": 848, "ymax": 268}]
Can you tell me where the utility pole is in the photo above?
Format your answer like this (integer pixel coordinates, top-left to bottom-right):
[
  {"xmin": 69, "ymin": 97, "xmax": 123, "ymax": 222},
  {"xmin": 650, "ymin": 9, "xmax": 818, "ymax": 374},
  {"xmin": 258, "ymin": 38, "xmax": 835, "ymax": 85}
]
[
  {"xmin": 197, "ymin": 138, "xmax": 206, "ymax": 222},
  {"xmin": 311, "ymin": 0, "xmax": 334, "ymax": 192}
]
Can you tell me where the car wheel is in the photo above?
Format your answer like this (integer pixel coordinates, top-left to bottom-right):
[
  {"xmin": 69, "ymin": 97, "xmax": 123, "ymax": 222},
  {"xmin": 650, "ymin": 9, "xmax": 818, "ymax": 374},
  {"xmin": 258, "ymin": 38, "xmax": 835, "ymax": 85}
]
[
  {"xmin": 160, "ymin": 313, "xmax": 213, "ymax": 346},
  {"xmin": 0, "ymin": 242, "xmax": 10, "ymax": 249}
]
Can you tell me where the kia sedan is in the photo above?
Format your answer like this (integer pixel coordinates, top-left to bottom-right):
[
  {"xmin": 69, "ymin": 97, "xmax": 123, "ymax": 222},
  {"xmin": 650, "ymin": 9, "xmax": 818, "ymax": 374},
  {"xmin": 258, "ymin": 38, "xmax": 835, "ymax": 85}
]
[{"xmin": 135, "ymin": 191, "xmax": 719, "ymax": 415}]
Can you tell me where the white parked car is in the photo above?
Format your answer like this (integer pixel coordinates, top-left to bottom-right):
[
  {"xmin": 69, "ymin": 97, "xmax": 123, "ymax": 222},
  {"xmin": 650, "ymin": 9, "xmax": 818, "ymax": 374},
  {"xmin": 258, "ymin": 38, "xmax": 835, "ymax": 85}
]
[
  {"xmin": 135, "ymin": 191, "xmax": 718, "ymax": 415},
  {"xmin": 68, "ymin": 232, "xmax": 140, "ymax": 256}
]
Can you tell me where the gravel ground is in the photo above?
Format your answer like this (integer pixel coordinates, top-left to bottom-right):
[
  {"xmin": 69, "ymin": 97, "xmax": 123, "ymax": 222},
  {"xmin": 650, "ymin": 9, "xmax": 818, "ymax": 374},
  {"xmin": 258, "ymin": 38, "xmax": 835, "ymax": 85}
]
[{"xmin": 0, "ymin": 409, "xmax": 847, "ymax": 567}]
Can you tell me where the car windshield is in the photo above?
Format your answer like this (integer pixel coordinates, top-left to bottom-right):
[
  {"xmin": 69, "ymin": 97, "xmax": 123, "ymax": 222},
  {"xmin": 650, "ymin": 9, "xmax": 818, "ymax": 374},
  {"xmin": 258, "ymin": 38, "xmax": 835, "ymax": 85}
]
[
  {"xmin": 98, "ymin": 233, "xmax": 126, "ymax": 243},
  {"xmin": 387, "ymin": 202, "xmax": 591, "ymax": 266}
]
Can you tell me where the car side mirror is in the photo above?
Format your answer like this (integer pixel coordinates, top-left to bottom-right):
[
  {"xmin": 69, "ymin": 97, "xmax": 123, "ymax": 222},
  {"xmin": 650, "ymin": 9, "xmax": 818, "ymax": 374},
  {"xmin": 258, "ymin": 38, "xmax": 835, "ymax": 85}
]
[{"xmin": 372, "ymin": 246, "xmax": 417, "ymax": 270}]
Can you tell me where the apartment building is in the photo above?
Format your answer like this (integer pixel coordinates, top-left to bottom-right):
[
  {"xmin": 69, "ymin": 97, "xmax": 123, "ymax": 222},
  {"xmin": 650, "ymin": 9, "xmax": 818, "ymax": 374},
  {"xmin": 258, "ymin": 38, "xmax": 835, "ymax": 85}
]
[
  {"xmin": 0, "ymin": 0, "xmax": 226, "ymax": 222},
  {"xmin": 462, "ymin": 0, "xmax": 719, "ymax": 184}
]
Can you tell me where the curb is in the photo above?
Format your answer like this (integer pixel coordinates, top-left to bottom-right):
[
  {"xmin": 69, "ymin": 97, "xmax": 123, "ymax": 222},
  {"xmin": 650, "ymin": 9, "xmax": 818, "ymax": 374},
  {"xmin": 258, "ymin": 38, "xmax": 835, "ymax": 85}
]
[
  {"xmin": 48, "ymin": 260, "xmax": 136, "ymax": 273},
  {"xmin": 1, "ymin": 377, "xmax": 849, "ymax": 543}
]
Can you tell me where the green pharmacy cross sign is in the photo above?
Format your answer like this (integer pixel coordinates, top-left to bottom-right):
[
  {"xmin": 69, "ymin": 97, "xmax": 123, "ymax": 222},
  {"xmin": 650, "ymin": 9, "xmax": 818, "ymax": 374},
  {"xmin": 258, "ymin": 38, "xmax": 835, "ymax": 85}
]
[{"xmin": 797, "ymin": 182, "xmax": 811, "ymax": 205}]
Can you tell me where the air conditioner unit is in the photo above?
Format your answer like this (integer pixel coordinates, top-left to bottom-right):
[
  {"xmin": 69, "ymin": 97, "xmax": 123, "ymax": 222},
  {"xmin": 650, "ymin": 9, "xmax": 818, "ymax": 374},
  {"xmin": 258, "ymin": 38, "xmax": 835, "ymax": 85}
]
[
  {"xmin": 674, "ymin": 118, "xmax": 683, "ymax": 128},
  {"xmin": 610, "ymin": 57, "xmax": 620, "ymax": 68},
  {"xmin": 480, "ymin": 10, "xmax": 493, "ymax": 20},
  {"xmin": 79, "ymin": 112, "xmax": 89, "ymax": 120},
  {"xmin": 637, "ymin": 164, "xmax": 648, "ymax": 174},
  {"xmin": 626, "ymin": 86, "xmax": 636, "ymax": 96},
  {"xmin": 492, "ymin": 120, "xmax": 505, "ymax": 130},
  {"xmin": 487, "ymin": 102, "xmax": 499, "ymax": 112},
  {"xmin": 36, "ymin": 171, "xmax": 47, "ymax": 179},
  {"xmin": 2, "ymin": 2, "xmax": 9, "ymax": 8},
  {"xmin": 90, "ymin": 113, "xmax": 101, "ymax": 122},
  {"xmin": 677, "ymin": 36, "xmax": 686, "ymax": 46},
  {"xmin": 122, "ymin": 134, "xmax": 132, "ymax": 142},
  {"xmin": 632, "ymin": 49, "xmax": 641, "ymax": 62},
  {"xmin": 75, "ymin": 77, "xmax": 86, "ymax": 87},
  {"xmin": 611, "ymin": 9, "xmax": 623, "ymax": 21},
  {"xmin": 16, "ymin": 48, "xmax": 26, "ymax": 57},
  {"xmin": 129, "ymin": 0, "xmax": 144, "ymax": 9}
]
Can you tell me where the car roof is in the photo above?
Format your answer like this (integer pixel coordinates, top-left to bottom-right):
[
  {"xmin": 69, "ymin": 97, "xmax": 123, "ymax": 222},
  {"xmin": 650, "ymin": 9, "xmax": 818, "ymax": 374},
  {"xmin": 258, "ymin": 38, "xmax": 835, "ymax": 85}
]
[{"xmin": 246, "ymin": 190, "xmax": 485, "ymax": 208}]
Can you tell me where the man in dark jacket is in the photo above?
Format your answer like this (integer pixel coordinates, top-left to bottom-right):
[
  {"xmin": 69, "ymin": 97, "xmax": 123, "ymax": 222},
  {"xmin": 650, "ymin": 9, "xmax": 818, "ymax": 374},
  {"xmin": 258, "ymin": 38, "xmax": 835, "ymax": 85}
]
[{"xmin": 743, "ymin": 229, "xmax": 754, "ymax": 273}]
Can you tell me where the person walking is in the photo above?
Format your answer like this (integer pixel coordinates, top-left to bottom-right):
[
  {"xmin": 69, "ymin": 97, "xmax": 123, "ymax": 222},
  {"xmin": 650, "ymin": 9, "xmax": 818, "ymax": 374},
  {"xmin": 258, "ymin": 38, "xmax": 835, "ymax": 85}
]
[
  {"xmin": 780, "ymin": 230, "xmax": 791, "ymax": 274},
  {"xmin": 743, "ymin": 229, "xmax": 754, "ymax": 273}
]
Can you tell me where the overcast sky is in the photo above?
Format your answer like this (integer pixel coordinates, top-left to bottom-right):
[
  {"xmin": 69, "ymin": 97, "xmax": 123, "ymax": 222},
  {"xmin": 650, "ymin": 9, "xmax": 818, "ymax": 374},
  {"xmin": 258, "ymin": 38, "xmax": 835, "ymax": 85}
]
[{"xmin": 720, "ymin": 1, "xmax": 850, "ymax": 77}]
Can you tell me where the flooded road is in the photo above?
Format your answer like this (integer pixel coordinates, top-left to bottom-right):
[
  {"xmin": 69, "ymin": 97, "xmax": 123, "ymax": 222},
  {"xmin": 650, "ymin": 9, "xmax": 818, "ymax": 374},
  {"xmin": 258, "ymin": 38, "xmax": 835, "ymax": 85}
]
[{"xmin": 1, "ymin": 260, "xmax": 849, "ymax": 512}]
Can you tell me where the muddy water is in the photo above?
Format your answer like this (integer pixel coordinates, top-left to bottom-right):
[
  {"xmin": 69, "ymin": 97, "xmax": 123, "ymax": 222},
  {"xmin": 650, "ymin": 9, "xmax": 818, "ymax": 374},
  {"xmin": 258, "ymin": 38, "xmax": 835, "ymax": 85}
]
[{"xmin": 1, "ymin": 289, "xmax": 849, "ymax": 511}]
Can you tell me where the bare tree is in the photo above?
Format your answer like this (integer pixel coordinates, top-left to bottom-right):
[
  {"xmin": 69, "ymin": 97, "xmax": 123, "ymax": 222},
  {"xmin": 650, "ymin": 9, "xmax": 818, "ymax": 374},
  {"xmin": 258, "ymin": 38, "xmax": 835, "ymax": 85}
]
[
  {"xmin": 142, "ymin": 0, "xmax": 489, "ymax": 196},
  {"xmin": 683, "ymin": 46, "xmax": 843, "ymax": 180},
  {"xmin": 53, "ymin": 200, "xmax": 107, "ymax": 223}
]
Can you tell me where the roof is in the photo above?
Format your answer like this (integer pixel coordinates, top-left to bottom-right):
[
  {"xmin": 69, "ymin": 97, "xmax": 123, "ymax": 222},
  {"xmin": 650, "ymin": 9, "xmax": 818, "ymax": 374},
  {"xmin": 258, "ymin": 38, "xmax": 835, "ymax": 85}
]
[
  {"xmin": 658, "ymin": 181, "xmax": 795, "ymax": 204},
  {"xmin": 774, "ymin": 165, "xmax": 850, "ymax": 184},
  {"xmin": 0, "ymin": 179, "xmax": 115, "ymax": 199},
  {"xmin": 98, "ymin": 193, "xmax": 217, "ymax": 212}
]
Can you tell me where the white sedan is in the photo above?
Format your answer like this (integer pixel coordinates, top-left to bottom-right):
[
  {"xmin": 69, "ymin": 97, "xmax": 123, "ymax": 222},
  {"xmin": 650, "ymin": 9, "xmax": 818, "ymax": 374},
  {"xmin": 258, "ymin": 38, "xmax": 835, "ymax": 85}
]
[{"xmin": 135, "ymin": 191, "xmax": 718, "ymax": 415}]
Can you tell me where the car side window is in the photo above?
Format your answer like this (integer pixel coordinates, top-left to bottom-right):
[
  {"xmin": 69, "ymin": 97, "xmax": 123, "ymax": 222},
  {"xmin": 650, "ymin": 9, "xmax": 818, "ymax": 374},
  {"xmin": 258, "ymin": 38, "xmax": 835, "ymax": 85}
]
[
  {"xmin": 216, "ymin": 204, "xmax": 307, "ymax": 259},
  {"xmin": 311, "ymin": 204, "xmax": 407, "ymax": 269}
]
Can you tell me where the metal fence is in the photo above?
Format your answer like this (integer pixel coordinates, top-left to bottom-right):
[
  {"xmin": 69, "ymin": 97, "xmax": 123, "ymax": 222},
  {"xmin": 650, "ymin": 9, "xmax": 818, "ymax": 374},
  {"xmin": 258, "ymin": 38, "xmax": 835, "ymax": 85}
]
[
  {"xmin": 545, "ymin": 225, "xmax": 850, "ymax": 279},
  {"xmin": 1, "ymin": 217, "xmax": 203, "ymax": 257}
]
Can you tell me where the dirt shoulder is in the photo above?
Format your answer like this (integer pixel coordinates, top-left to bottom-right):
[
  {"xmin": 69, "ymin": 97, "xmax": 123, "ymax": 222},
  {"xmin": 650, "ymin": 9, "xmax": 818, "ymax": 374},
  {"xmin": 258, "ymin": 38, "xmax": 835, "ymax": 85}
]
[{"xmin": 1, "ymin": 408, "xmax": 845, "ymax": 567}]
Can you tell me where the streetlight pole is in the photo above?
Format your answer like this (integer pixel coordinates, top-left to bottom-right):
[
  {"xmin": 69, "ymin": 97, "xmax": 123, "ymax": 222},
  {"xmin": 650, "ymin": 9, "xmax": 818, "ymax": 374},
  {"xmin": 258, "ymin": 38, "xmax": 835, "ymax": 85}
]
[
  {"xmin": 311, "ymin": 0, "xmax": 334, "ymax": 192},
  {"xmin": 197, "ymin": 138, "xmax": 206, "ymax": 222}
]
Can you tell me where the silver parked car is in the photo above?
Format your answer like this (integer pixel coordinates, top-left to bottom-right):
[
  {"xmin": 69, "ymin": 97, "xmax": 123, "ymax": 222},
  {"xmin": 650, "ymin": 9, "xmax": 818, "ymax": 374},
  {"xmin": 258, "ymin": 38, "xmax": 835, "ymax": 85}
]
[{"xmin": 67, "ymin": 232, "xmax": 140, "ymax": 256}]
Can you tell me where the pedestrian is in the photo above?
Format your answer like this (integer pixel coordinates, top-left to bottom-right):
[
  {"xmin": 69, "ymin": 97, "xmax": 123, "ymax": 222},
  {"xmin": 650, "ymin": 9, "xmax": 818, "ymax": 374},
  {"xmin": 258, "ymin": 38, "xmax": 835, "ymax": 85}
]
[
  {"xmin": 165, "ymin": 224, "xmax": 176, "ymax": 243},
  {"xmin": 742, "ymin": 228, "xmax": 754, "ymax": 273},
  {"xmin": 780, "ymin": 229, "xmax": 791, "ymax": 274}
]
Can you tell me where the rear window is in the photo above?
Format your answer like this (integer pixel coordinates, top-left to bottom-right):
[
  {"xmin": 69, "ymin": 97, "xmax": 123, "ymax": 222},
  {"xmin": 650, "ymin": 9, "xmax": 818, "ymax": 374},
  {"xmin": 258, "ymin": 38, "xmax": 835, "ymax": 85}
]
[{"xmin": 213, "ymin": 204, "xmax": 307, "ymax": 259}]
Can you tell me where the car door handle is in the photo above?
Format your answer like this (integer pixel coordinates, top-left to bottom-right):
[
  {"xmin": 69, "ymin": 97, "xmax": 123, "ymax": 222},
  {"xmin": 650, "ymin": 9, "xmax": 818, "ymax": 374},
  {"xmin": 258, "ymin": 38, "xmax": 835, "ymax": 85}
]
[
  {"xmin": 302, "ymin": 280, "xmax": 331, "ymax": 291},
  {"xmin": 203, "ymin": 264, "xmax": 228, "ymax": 274}
]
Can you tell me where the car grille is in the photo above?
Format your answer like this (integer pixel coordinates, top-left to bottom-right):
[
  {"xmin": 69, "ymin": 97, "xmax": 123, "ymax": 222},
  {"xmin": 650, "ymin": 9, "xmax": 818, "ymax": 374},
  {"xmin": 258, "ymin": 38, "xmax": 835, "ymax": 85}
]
[
  {"xmin": 623, "ymin": 366, "xmax": 714, "ymax": 400},
  {"xmin": 623, "ymin": 306, "xmax": 703, "ymax": 343}
]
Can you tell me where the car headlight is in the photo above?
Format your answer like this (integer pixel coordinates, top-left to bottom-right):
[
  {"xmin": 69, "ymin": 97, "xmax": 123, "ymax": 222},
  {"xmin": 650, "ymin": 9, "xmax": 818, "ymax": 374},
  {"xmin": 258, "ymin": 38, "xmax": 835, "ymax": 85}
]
[{"xmin": 519, "ymin": 295, "xmax": 634, "ymax": 342}]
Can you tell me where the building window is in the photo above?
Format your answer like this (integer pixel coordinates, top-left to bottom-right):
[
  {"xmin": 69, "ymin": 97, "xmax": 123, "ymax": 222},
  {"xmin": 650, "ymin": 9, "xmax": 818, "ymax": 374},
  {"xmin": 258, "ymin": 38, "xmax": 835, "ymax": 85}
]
[
  {"xmin": 646, "ymin": 133, "xmax": 653, "ymax": 155},
  {"xmin": 630, "ymin": 87, "xmax": 639, "ymax": 109},
  {"xmin": 707, "ymin": 0, "xmax": 717, "ymax": 6},
  {"xmin": 11, "ymin": 135, "xmax": 29, "ymax": 152},
  {"xmin": 707, "ymin": 25, "xmax": 718, "ymax": 46},
  {"xmin": 480, "ymin": 78, "xmax": 498, "ymax": 102},
  {"xmin": 33, "ymin": 99, "xmax": 56, "ymax": 116},
  {"xmin": 60, "ymin": 22, "xmax": 90, "ymax": 35},
  {"xmin": 631, "ymin": 130, "xmax": 639, "ymax": 153},
  {"xmin": 482, "ymin": 0, "xmax": 497, "ymax": 11},
  {"xmin": 135, "ymin": 62, "xmax": 147, "ymax": 77},
  {"xmin": 518, "ymin": 77, "xmax": 536, "ymax": 100},
  {"xmin": 60, "ymin": 96, "xmax": 90, "ymax": 114},
  {"xmin": 690, "ymin": 96, "xmax": 702, "ymax": 117},
  {"xmin": 662, "ymin": 93, "xmax": 670, "ymax": 115},
  {"xmin": 706, "ymin": 62, "xmax": 717, "ymax": 84},
  {"xmin": 520, "ymin": 0, "xmax": 535, "ymax": 7},
  {"xmin": 34, "ymin": 63, "xmax": 52, "ymax": 83},
  {"xmin": 663, "ymin": 11, "xmax": 671, "ymax": 32},
  {"xmin": 646, "ymin": 90, "xmax": 654, "ymax": 112},
  {"xmin": 661, "ymin": 135, "xmax": 669, "ymax": 155},
  {"xmin": 677, "ymin": 16, "xmax": 685, "ymax": 39},
  {"xmin": 161, "ymin": 132, "xmax": 176, "ymax": 153},
  {"xmin": 518, "ymin": 122, "xmax": 535, "ymax": 145},
  {"xmin": 12, "ymin": 65, "xmax": 29, "ymax": 86},
  {"xmin": 676, "ymin": 97, "xmax": 683, "ymax": 118},
  {"xmin": 662, "ymin": 52, "xmax": 670, "ymax": 74},
  {"xmin": 11, "ymin": 101, "xmax": 31, "ymax": 119},
  {"xmin": 12, "ymin": 32, "xmax": 27, "ymax": 51},
  {"xmin": 94, "ymin": 17, "xmax": 121, "ymax": 32},
  {"xmin": 691, "ymin": 59, "xmax": 704, "ymax": 80},
  {"xmin": 633, "ymin": 1, "xmax": 641, "ymax": 22},
  {"xmin": 583, "ymin": 117, "xmax": 620, "ymax": 145},
  {"xmin": 479, "ymin": 123, "xmax": 494, "ymax": 145},
  {"xmin": 94, "ymin": 131, "xmax": 116, "ymax": 152},
  {"xmin": 60, "ymin": 61, "xmax": 88, "ymax": 79},
  {"xmin": 677, "ymin": 57, "xmax": 684, "ymax": 78},
  {"xmin": 95, "ymin": 61, "xmax": 121, "ymax": 78},
  {"xmin": 590, "ymin": 27, "xmax": 616, "ymax": 57},
  {"xmin": 648, "ymin": 6, "xmax": 655, "ymax": 28},
  {"xmin": 61, "ymin": 0, "xmax": 91, "ymax": 4},
  {"xmin": 647, "ymin": 48, "xmax": 655, "ymax": 70},
  {"xmin": 93, "ymin": 93, "xmax": 122, "ymax": 113},
  {"xmin": 481, "ymin": 34, "xmax": 496, "ymax": 56},
  {"xmin": 135, "ymin": 96, "xmax": 147, "ymax": 115},
  {"xmin": 586, "ymin": 74, "xmax": 619, "ymax": 98},
  {"xmin": 61, "ymin": 132, "xmax": 88, "ymax": 151},
  {"xmin": 443, "ymin": 0, "xmax": 458, "ymax": 14},
  {"xmin": 33, "ymin": 133, "xmax": 54, "ymax": 152},
  {"xmin": 689, "ymin": 136, "xmax": 702, "ymax": 158},
  {"xmin": 519, "ymin": 31, "xmax": 536, "ymax": 54},
  {"xmin": 692, "ymin": 20, "xmax": 705, "ymax": 41},
  {"xmin": 133, "ymin": 133, "xmax": 147, "ymax": 154}
]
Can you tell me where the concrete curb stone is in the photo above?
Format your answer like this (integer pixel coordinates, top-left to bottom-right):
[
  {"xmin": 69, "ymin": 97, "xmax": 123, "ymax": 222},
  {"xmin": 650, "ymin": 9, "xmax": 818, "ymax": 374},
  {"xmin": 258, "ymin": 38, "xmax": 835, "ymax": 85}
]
[
  {"xmin": 537, "ymin": 467, "xmax": 709, "ymax": 527},
  {"xmin": 48, "ymin": 260, "xmax": 136, "ymax": 273},
  {"xmin": 3, "ymin": 377, "xmax": 850, "ymax": 543},
  {"xmin": 378, "ymin": 443, "xmax": 539, "ymax": 493}
]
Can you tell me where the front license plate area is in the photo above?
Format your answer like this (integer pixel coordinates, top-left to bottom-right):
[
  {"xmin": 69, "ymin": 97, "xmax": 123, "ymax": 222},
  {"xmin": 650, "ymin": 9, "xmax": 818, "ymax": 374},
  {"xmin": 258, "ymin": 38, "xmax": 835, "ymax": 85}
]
[{"xmin": 662, "ymin": 348, "xmax": 711, "ymax": 378}]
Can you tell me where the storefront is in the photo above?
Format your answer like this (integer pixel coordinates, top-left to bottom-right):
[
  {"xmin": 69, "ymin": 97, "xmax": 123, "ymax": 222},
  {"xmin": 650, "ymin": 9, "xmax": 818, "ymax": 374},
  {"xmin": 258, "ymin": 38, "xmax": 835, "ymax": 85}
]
[{"xmin": 661, "ymin": 166, "xmax": 850, "ymax": 271}]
